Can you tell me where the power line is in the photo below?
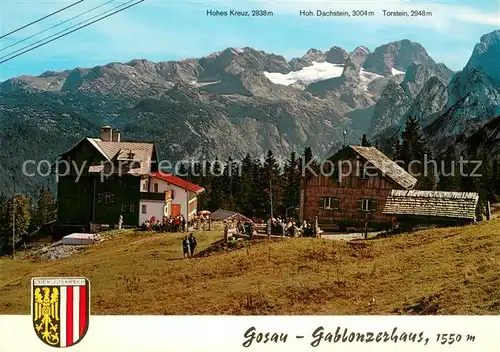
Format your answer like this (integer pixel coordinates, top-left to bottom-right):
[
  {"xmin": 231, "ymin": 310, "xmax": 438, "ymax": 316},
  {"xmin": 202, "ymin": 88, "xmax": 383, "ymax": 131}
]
[
  {"xmin": 1, "ymin": 0, "xmax": 116, "ymax": 53},
  {"xmin": 1, "ymin": 0, "xmax": 136, "ymax": 61},
  {"xmin": 0, "ymin": 0, "xmax": 85, "ymax": 40},
  {"xmin": 0, "ymin": 0, "xmax": 144, "ymax": 64}
]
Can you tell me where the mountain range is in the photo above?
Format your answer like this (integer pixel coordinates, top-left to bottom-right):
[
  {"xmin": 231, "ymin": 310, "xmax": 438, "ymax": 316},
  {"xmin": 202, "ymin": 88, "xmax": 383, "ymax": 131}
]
[{"xmin": 0, "ymin": 29, "xmax": 499, "ymax": 194}]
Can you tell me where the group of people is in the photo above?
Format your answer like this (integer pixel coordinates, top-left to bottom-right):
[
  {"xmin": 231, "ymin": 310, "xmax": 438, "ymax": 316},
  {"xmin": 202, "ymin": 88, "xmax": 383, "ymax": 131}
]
[
  {"xmin": 141, "ymin": 214, "xmax": 187, "ymax": 232},
  {"xmin": 189, "ymin": 213, "xmax": 211, "ymax": 231},
  {"xmin": 267, "ymin": 217, "xmax": 315, "ymax": 237},
  {"xmin": 164, "ymin": 215, "xmax": 187, "ymax": 232},
  {"xmin": 182, "ymin": 233, "xmax": 197, "ymax": 258}
]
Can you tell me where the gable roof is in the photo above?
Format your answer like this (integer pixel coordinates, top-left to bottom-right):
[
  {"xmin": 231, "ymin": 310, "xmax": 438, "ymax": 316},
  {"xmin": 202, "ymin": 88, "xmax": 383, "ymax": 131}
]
[
  {"xmin": 88, "ymin": 138, "xmax": 155, "ymax": 175},
  {"xmin": 150, "ymin": 172, "xmax": 205, "ymax": 194},
  {"xmin": 210, "ymin": 209, "xmax": 251, "ymax": 222},
  {"xmin": 60, "ymin": 138, "xmax": 155, "ymax": 176},
  {"xmin": 86, "ymin": 138, "xmax": 111, "ymax": 161},
  {"xmin": 303, "ymin": 145, "xmax": 417, "ymax": 190},
  {"xmin": 382, "ymin": 190, "xmax": 479, "ymax": 220},
  {"xmin": 349, "ymin": 146, "xmax": 417, "ymax": 189}
]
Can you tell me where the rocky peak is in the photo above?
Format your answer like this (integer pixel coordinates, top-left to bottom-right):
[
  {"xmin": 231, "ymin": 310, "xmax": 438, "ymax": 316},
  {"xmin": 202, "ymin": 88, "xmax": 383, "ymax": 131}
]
[
  {"xmin": 368, "ymin": 80, "xmax": 412, "ymax": 136},
  {"xmin": 363, "ymin": 39, "xmax": 434, "ymax": 75},
  {"xmin": 401, "ymin": 62, "xmax": 454, "ymax": 99},
  {"xmin": 288, "ymin": 48, "xmax": 326, "ymax": 70},
  {"xmin": 465, "ymin": 29, "xmax": 500, "ymax": 87},
  {"xmin": 350, "ymin": 46, "xmax": 370, "ymax": 66},
  {"xmin": 304, "ymin": 48, "xmax": 326, "ymax": 62},
  {"xmin": 325, "ymin": 46, "xmax": 349, "ymax": 64},
  {"xmin": 199, "ymin": 47, "xmax": 291, "ymax": 78}
]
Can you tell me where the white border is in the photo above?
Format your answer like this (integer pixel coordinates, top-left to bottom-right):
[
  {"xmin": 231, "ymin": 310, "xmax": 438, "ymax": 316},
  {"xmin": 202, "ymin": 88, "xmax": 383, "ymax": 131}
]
[{"xmin": 0, "ymin": 315, "xmax": 498, "ymax": 351}]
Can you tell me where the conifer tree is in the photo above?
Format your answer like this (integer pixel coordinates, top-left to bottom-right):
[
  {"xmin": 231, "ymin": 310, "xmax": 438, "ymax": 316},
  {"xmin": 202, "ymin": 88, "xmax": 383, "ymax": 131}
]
[
  {"xmin": 230, "ymin": 158, "xmax": 242, "ymax": 210},
  {"xmin": 493, "ymin": 158, "xmax": 500, "ymax": 200},
  {"xmin": 361, "ymin": 134, "xmax": 372, "ymax": 147},
  {"xmin": 392, "ymin": 138, "xmax": 401, "ymax": 160},
  {"xmin": 300, "ymin": 146, "xmax": 316, "ymax": 178},
  {"xmin": 252, "ymin": 157, "xmax": 268, "ymax": 218},
  {"xmin": 0, "ymin": 194, "xmax": 8, "ymax": 240},
  {"xmin": 395, "ymin": 116, "xmax": 433, "ymax": 188},
  {"xmin": 437, "ymin": 146, "xmax": 461, "ymax": 191},
  {"xmin": 395, "ymin": 117, "xmax": 428, "ymax": 170},
  {"xmin": 283, "ymin": 151, "xmax": 300, "ymax": 214},
  {"xmin": 220, "ymin": 158, "xmax": 235, "ymax": 209},
  {"xmin": 1, "ymin": 194, "xmax": 32, "ymax": 248},
  {"xmin": 238, "ymin": 154, "xmax": 257, "ymax": 216},
  {"xmin": 34, "ymin": 186, "xmax": 56, "ymax": 228},
  {"xmin": 206, "ymin": 158, "xmax": 224, "ymax": 211},
  {"xmin": 262, "ymin": 150, "xmax": 284, "ymax": 216},
  {"xmin": 177, "ymin": 163, "xmax": 188, "ymax": 177}
]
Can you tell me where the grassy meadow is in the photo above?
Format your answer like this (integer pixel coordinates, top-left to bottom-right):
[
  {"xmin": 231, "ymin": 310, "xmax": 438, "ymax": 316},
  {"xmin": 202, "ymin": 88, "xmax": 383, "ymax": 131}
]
[{"xmin": 1, "ymin": 219, "xmax": 500, "ymax": 315}]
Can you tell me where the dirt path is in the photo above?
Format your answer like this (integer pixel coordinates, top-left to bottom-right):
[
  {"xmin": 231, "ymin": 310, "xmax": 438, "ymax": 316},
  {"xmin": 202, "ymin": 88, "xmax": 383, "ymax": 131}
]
[{"xmin": 321, "ymin": 231, "xmax": 382, "ymax": 241}]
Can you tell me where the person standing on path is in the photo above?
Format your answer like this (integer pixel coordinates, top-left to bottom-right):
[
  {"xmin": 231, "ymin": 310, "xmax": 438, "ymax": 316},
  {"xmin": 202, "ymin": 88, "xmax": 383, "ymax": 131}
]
[
  {"xmin": 188, "ymin": 233, "xmax": 197, "ymax": 257},
  {"xmin": 182, "ymin": 235, "xmax": 190, "ymax": 258},
  {"xmin": 181, "ymin": 215, "xmax": 186, "ymax": 233}
]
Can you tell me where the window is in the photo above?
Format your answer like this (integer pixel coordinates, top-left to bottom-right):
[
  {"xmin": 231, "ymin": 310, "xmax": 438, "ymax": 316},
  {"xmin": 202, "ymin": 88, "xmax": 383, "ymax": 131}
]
[
  {"xmin": 129, "ymin": 204, "xmax": 135, "ymax": 213},
  {"xmin": 103, "ymin": 193, "xmax": 111, "ymax": 204},
  {"xmin": 142, "ymin": 204, "xmax": 147, "ymax": 214},
  {"xmin": 361, "ymin": 199, "xmax": 370, "ymax": 211},
  {"xmin": 360, "ymin": 198, "xmax": 377, "ymax": 212},
  {"xmin": 142, "ymin": 181, "xmax": 148, "ymax": 192},
  {"xmin": 121, "ymin": 204, "xmax": 127, "ymax": 212},
  {"xmin": 102, "ymin": 193, "xmax": 115, "ymax": 205},
  {"xmin": 319, "ymin": 197, "xmax": 340, "ymax": 210},
  {"xmin": 154, "ymin": 183, "xmax": 159, "ymax": 193},
  {"xmin": 97, "ymin": 193, "xmax": 102, "ymax": 203},
  {"xmin": 325, "ymin": 197, "xmax": 340, "ymax": 210}
]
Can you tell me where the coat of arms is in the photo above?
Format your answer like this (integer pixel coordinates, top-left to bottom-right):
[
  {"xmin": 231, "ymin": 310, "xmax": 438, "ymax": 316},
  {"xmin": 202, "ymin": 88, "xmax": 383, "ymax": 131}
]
[{"xmin": 31, "ymin": 277, "xmax": 90, "ymax": 348}]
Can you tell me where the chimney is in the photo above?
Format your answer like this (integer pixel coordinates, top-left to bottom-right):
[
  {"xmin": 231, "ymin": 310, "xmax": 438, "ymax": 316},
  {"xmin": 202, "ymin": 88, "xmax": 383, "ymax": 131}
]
[
  {"xmin": 100, "ymin": 125, "xmax": 112, "ymax": 141},
  {"xmin": 112, "ymin": 129, "xmax": 121, "ymax": 142}
]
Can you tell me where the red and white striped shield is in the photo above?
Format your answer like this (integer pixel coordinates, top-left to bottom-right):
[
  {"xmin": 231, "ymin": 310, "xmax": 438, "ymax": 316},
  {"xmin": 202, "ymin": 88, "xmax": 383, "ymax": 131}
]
[{"xmin": 31, "ymin": 277, "xmax": 90, "ymax": 348}]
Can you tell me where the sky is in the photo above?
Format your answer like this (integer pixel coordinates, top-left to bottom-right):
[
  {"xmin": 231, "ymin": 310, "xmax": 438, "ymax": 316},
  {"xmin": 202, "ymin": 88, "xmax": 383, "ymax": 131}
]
[{"xmin": 0, "ymin": 0, "xmax": 499, "ymax": 81}]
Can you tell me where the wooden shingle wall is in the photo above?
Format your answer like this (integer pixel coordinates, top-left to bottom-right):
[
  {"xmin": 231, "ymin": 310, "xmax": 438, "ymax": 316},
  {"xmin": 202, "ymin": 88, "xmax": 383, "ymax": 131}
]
[{"xmin": 382, "ymin": 190, "xmax": 479, "ymax": 219}]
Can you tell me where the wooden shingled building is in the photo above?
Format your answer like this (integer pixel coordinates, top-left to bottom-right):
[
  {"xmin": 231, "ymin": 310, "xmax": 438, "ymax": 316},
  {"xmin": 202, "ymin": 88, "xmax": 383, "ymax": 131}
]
[
  {"xmin": 300, "ymin": 145, "xmax": 481, "ymax": 233},
  {"xmin": 382, "ymin": 190, "xmax": 480, "ymax": 229},
  {"xmin": 299, "ymin": 145, "xmax": 418, "ymax": 232}
]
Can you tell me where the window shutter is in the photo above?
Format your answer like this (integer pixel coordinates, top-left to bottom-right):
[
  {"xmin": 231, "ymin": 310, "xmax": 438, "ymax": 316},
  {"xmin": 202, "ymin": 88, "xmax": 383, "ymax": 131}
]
[
  {"xmin": 121, "ymin": 204, "xmax": 126, "ymax": 212},
  {"xmin": 358, "ymin": 199, "xmax": 363, "ymax": 210},
  {"xmin": 334, "ymin": 198, "xmax": 340, "ymax": 210},
  {"xmin": 97, "ymin": 193, "xmax": 102, "ymax": 203},
  {"xmin": 318, "ymin": 197, "xmax": 324, "ymax": 209},
  {"xmin": 370, "ymin": 199, "xmax": 377, "ymax": 212},
  {"xmin": 111, "ymin": 194, "xmax": 115, "ymax": 204}
]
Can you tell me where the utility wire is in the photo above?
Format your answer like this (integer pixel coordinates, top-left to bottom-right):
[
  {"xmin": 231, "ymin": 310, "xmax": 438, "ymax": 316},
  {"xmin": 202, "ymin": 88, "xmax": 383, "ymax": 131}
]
[
  {"xmin": 1, "ymin": 0, "xmax": 135, "ymax": 60},
  {"xmin": 0, "ymin": 0, "xmax": 85, "ymax": 40},
  {"xmin": 0, "ymin": 0, "xmax": 143, "ymax": 64},
  {"xmin": 1, "ymin": 0, "xmax": 116, "ymax": 53}
]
